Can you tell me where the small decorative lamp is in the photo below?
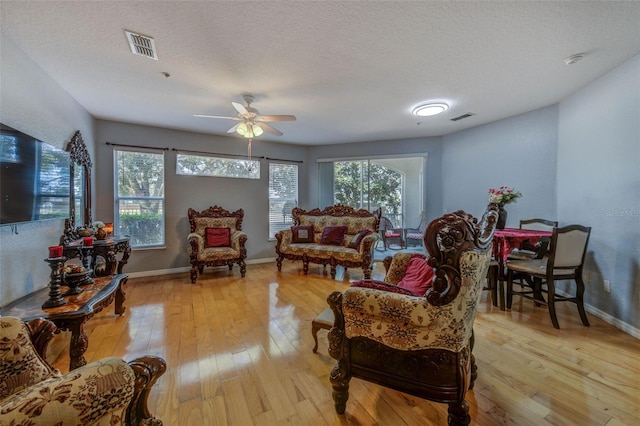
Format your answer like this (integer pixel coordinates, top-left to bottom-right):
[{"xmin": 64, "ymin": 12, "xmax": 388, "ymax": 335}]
[{"xmin": 103, "ymin": 222, "xmax": 114, "ymax": 236}]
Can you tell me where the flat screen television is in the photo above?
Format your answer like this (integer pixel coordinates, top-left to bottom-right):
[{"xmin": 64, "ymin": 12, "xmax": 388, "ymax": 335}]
[{"xmin": 1, "ymin": 123, "xmax": 70, "ymax": 225}]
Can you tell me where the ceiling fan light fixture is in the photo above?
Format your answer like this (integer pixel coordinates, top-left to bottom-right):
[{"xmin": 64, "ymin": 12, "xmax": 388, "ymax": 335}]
[
  {"xmin": 412, "ymin": 102, "xmax": 449, "ymax": 117},
  {"xmin": 237, "ymin": 122, "xmax": 249, "ymax": 136},
  {"xmin": 237, "ymin": 122, "xmax": 263, "ymax": 138}
]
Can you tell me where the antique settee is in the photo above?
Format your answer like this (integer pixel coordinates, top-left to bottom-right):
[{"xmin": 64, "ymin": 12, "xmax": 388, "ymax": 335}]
[
  {"xmin": 275, "ymin": 205, "xmax": 381, "ymax": 279},
  {"xmin": 187, "ymin": 205, "xmax": 248, "ymax": 283},
  {"xmin": 327, "ymin": 205, "xmax": 498, "ymax": 425},
  {"xmin": 0, "ymin": 316, "xmax": 166, "ymax": 426}
]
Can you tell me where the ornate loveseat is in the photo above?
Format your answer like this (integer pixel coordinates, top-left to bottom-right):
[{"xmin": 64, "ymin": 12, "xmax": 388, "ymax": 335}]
[
  {"xmin": 327, "ymin": 205, "xmax": 498, "ymax": 425},
  {"xmin": 0, "ymin": 316, "xmax": 166, "ymax": 425},
  {"xmin": 187, "ymin": 205, "xmax": 248, "ymax": 283},
  {"xmin": 275, "ymin": 205, "xmax": 381, "ymax": 279}
]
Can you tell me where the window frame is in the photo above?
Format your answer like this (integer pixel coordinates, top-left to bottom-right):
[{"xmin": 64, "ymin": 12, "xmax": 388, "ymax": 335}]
[{"xmin": 113, "ymin": 147, "xmax": 166, "ymax": 249}]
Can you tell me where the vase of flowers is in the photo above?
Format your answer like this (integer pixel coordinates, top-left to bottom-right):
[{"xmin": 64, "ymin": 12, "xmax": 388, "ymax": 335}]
[{"xmin": 488, "ymin": 186, "xmax": 522, "ymax": 229}]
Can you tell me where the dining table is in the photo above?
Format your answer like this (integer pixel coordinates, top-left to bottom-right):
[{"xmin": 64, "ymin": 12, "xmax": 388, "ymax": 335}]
[{"xmin": 491, "ymin": 227, "xmax": 553, "ymax": 310}]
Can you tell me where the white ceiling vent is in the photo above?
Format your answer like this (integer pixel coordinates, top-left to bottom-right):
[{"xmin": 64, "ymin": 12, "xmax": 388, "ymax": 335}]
[{"xmin": 125, "ymin": 30, "xmax": 158, "ymax": 60}]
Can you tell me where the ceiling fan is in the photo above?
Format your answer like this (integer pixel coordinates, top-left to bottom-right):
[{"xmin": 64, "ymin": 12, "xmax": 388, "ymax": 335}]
[{"xmin": 194, "ymin": 94, "xmax": 296, "ymax": 138}]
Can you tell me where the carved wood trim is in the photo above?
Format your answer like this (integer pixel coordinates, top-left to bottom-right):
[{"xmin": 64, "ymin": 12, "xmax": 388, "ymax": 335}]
[
  {"xmin": 291, "ymin": 204, "xmax": 382, "ymax": 231},
  {"xmin": 424, "ymin": 204, "xmax": 499, "ymax": 306},
  {"xmin": 188, "ymin": 206, "xmax": 244, "ymax": 231}
]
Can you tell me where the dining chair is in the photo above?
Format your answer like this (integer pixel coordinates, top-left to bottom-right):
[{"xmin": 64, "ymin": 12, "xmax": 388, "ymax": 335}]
[{"xmin": 506, "ymin": 224, "xmax": 591, "ymax": 329}]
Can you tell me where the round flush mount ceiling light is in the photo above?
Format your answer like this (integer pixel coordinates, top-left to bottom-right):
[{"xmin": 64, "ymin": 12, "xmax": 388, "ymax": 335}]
[{"xmin": 412, "ymin": 102, "xmax": 449, "ymax": 117}]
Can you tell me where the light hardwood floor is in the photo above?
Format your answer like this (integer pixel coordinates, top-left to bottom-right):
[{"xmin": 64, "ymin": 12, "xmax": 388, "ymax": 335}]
[{"xmin": 51, "ymin": 261, "xmax": 640, "ymax": 425}]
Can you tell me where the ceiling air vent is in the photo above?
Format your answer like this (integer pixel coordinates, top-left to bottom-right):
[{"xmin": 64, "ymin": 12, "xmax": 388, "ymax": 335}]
[
  {"xmin": 451, "ymin": 113, "xmax": 474, "ymax": 122},
  {"xmin": 125, "ymin": 30, "xmax": 158, "ymax": 60}
]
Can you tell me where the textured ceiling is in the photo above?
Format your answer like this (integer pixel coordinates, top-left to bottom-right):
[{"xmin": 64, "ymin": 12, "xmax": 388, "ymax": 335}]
[{"xmin": 1, "ymin": 1, "xmax": 640, "ymax": 146}]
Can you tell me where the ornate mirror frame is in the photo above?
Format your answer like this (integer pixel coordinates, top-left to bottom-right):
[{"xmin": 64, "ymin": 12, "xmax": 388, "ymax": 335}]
[{"xmin": 61, "ymin": 131, "xmax": 92, "ymax": 244}]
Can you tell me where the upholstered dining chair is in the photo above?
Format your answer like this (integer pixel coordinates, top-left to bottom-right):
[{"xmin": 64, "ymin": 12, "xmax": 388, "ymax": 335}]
[
  {"xmin": 187, "ymin": 205, "xmax": 248, "ymax": 283},
  {"xmin": 377, "ymin": 216, "xmax": 404, "ymax": 250},
  {"xmin": 506, "ymin": 224, "xmax": 591, "ymax": 329},
  {"xmin": 0, "ymin": 317, "xmax": 166, "ymax": 425}
]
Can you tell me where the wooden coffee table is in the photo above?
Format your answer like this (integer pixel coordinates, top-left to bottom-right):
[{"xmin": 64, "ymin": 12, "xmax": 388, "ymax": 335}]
[{"xmin": 0, "ymin": 274, "xmax": 128, "ymax": 370}]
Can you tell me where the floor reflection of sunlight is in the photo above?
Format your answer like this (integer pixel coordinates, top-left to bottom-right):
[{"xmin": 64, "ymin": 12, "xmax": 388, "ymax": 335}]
[{"xmin": 267, "ymin": 282, "xmax": 299, "ymax": 357}]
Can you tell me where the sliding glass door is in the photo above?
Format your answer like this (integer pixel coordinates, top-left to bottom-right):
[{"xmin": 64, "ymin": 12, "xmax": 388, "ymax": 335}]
[{"xmin": 318, "ymin": 155, "xmax": 425, "ymax": 230}]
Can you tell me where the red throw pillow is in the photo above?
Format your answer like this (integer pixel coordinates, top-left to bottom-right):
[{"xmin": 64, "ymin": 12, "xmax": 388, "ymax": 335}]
[
  {"xmin": 351, "ymin": 279, "xmax": 420, "ymax": 296},
  {"xmin": 291, "ymin": 225, "xmax": 314, "ymax": 243},
  {"xmin": 397, "ymin": 256, "xmax": 435, "ymax": 295},
  {"xmin": 205, "ymin": 227, "xmax": 231, "ymax": 248},
  {"xmin": 347, "ymin": 229, "xmax": 372, "ymax": 250},
  {"xmin": 320, "ymin": 226, "xmax": 348, "ymax": 245}
]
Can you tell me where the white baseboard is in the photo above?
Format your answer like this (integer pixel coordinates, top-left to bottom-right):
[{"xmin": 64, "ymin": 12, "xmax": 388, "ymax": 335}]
[
  {"xmin": 124, "ymin": 257, "xmax": 276, "ymax": 279},
  {"xmin": 554, "ymin": 289, "xmax": 640, "ymax": 339},
  {"xmin": 583, "ymin": 302, "xmax": 640, "ymax": 339}
]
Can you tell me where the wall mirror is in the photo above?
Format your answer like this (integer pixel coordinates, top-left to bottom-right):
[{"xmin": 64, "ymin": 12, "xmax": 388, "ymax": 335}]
[{"xmin": 61, "ymin": 131, "xmax": 92, "ymax": 244}]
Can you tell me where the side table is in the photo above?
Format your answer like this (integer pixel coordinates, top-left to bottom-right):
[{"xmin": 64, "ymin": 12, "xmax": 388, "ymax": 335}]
[
  {"xmin": 0, "ymin": 274, "xmax": 128, "ymax": 370},
  {"xmin": 64, "ymin": 236, "xmax": 131, "ymax": 277}
]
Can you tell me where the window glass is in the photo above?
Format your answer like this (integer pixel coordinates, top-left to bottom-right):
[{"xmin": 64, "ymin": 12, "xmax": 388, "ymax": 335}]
[
  {"xmin": 176, "ymin": 153, "xmax": 259, "ymax": 179},
  {"xmin": 269, "ymin": 163, "xmax": 298, "ymax": 239},
  {"xmin": 114, "ymin": 149, "xmax": 165, "ymax": 248}
]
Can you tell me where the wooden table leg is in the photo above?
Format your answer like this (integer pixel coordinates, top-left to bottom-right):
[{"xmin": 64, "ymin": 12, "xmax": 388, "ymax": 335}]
[
  {"xmin": 115, "ymin": 277, "xmax": 127, "ymax": 315},
  {"xmin": 59, "ymin": 318, "xmax": 89, "ymax": 370}
]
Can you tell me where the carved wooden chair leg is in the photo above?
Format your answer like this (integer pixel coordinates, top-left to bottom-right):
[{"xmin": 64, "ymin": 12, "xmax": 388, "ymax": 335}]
[
  {"xmin": 329, "ymin": 362, "xmax": 350, "ymax": 415},
  {"xmin": 276, "ymin": 256, "xmax": 283, "ymax": 271},
  {"xmin": 239, "ymin": 260, "xmax": 247, "ymax": 277},
  {"xmin": 302, "ymin": 256, "xmax": 310, "ymax": 275},
  {"xmin": 447, "ymin": 399, "xmax": 471, "ymax": 426},
  {"xmin": 190, "ymin": 266, "xmax": 198, "ymax": 283}
]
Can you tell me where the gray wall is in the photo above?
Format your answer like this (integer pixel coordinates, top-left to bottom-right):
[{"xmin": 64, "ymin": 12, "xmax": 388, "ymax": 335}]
[
  {"xmin": 441, "ymin": 105, "xmax": 558, "ymax": 223},
  {"xmin": 94, "ymin": 120, "xmax": 309, "ymax": 273},
  {"xmin": 557, "ymin": 54, "xmax": 640, "ymax": 328},
  {"xmin": 0, "ymin": 34, "xmax": 95, "ymax": 306}
]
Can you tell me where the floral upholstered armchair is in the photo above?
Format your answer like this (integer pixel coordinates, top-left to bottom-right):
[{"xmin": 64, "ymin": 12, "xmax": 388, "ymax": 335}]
[
  {"xmin": 0, "ymin": 316, "xmax": 166, "ymax": 426},
  {"xmin": 327, "ymin": 205, "xmax": 499, "ymax": 426},
  {"xmin": 187, "ymin": 205, "xmax": 248, "ymax": 283}
]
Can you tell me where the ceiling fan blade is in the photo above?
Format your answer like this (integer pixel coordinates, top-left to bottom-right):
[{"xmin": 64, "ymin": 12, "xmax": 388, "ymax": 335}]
[
  {"xmin": 255, "ymin": 115, "xmax": 297, "ymax": 122},
  {"xmin": 227, "ymin": 123, "xmax": 241, "ymax": 133},
  {"xmin": 194, "ymin": 114, "xmax": 241, "ymax": 121},
  {"xmin": 256, "ymin": 122, "xmax": 283, "ymax": 136},
  {"xmin": 232, "ymin": 102, "xmax": 249, "ymax": 116}
]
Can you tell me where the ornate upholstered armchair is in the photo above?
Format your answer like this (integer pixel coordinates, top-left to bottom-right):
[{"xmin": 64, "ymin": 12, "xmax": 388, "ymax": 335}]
[
  {"xmin": 187, "ymin": 205, "xmax": 248, "ymax": 283},
  {"xmin": 327, "ymin": 205, "xmax": 498, "ymax": 426},
  {"xmin": 0, "ymin": 316, "xmax": 166, "ymax": 425}
]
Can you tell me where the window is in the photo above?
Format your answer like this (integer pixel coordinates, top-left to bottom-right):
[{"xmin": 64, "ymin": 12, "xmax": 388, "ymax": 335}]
[
  {"xmin": 176, "ymin": 153, "xmax": 259, "ymax": 179},
  {"xmin": 114, "ymin": 149, "xmax": 165, "ymax": 248},
  {"xmin": 269, "ymin": 162, "xmax": 298, "ymax": 239}
]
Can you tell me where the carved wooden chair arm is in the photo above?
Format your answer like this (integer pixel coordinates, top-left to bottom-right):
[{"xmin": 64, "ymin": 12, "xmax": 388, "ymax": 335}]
[{"xmin": 127, "ymin": 355, "xmax": 167, "ymax": 426}]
